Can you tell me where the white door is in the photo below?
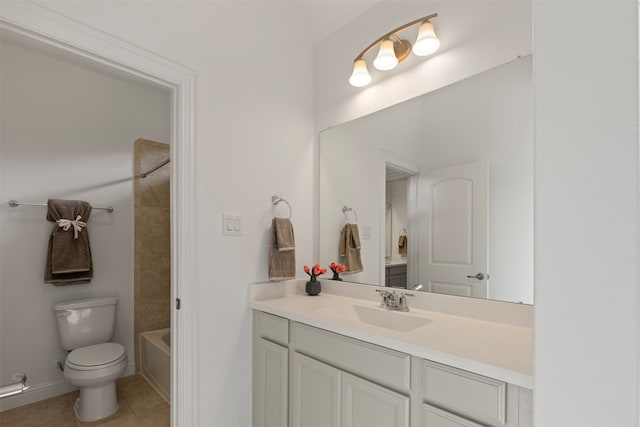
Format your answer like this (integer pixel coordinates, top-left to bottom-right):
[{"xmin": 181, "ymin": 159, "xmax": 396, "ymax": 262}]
[
  {"xmin": 254, "ymin": 338, "xmax": 288, "ymax": 427},
  {"xmin": 341, "ymin": 372, "xmax": 409, "ymax": 427},
  {"xmin": 291, "ymin": 352, "xmax": 341, "ymax": 427},
  {"xmin": 419, "ymin": 162, "xmax": 488, "ymax": 298}
]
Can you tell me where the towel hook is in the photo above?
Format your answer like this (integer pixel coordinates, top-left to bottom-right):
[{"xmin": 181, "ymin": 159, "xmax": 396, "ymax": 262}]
[
  {"xmin": 272, "ymin": 195, "xmax": 292, "ymax": 219},
  {"xmin": 342, "ymin": 205, "xmax": 358, "ymax": 223}
]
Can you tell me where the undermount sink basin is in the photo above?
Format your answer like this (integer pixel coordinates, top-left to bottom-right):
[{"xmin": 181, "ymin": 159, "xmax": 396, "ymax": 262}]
[{"xmin": 318, "ymin": 304, "xmax": 431, "ymax": 332}]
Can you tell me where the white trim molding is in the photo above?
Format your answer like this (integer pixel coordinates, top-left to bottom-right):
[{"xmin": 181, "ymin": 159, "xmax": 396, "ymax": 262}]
[{"xmin": 0, "ymin": 2, "xmax": 199, "ymax": 426}]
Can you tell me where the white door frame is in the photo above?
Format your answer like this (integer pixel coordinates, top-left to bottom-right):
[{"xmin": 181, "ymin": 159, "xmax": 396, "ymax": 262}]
[
  {"xmin": 380, "ymin": 150, "xmax": 419, "ymax": 287},
  {"xmin": 0, "ymin": 3, "xmax": 199, "ymax": 426}
]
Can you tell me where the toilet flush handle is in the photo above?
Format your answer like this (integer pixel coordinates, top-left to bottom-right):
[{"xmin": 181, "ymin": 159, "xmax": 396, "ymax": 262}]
[{"xmin": 55, "ymin": 310, "xmax": 72, "ymax": 319}]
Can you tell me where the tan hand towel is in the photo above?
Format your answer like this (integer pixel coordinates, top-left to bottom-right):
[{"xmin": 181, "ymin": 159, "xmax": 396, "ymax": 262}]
[
  {"xmin": 274, "ymin": 217, "xmax": 295, "ymax": 251},
  {"xmin": 44, "ymin": 199, "xmax": 93, "ymax": 284},
  {"xmin": 269, "ymin": 217, "xmax": 296, "ymax": 280},
  {"xmin": 398, "ymin": 235, "xmax": 407, "ymax": 255},
  {"xmin": 339, "ymin": 223, "xmax": 363, "ymax": 274}
]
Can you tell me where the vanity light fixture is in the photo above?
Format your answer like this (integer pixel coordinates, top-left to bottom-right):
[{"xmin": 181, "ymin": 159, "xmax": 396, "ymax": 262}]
[{"xmin": 349, "ymin": 13, "xmax": 440, "ymax": 87}]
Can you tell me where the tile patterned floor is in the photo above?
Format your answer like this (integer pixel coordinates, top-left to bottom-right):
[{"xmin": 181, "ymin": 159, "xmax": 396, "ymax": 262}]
[{"xmin": 0, "ymin": 374, "xmax": 169, "ymax": 427}]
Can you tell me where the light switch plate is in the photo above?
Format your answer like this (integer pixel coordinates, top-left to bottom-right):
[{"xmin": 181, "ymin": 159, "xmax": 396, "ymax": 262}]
[{"xmin": 223, "ymin": 214, "xmax": 243, "ymax": 236}]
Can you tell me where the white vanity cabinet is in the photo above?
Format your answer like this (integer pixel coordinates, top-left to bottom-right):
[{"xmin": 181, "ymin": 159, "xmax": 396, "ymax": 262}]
[
  {"xmin": 416, "ymin": 360, "xmax": 532, "ymax": 427},
  {"xmin": 290, "ymin": 319, "xmax": 412, "ymax": 427},
  {"xmin": 253, "ymin": 311, "xmax": 290, "ymax": 427},
  {"xmin": 252, "ymin": 310, "xmax": 532, "ymax": 427},
  {"xmin": 341, "ymin": 372, "xmax": 409, "ymax": 427},
  {"xmin": 291, "ymin": 352, "xmax": 341, "ymax": 427}
]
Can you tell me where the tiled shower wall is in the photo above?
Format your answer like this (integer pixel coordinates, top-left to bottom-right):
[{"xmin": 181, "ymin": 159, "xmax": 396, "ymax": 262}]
[{"xmin": 134, "ymin": 138, "xmax": 170, "ymax": 371}]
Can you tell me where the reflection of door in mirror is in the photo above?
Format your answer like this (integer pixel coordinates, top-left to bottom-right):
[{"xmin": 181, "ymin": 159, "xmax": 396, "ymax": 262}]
[{"xmin": 420, "ymin": 162, "xmax": 487, "ymax": 298}]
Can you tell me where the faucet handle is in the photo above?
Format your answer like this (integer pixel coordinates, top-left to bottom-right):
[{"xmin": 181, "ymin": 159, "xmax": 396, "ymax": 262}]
[
  {"xmin": 398, "ymin": 292, "xmax": 414, "ymax": 312},
  {"xmin": 375, "ymin": 289, "xmax": 393, "ymax": 307}
]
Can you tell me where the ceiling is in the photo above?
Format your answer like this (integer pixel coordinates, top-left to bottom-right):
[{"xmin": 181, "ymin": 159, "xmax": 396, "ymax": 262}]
[{"xmin": 294, "ymin": 0, "xmax": 379, "ymax": 44}]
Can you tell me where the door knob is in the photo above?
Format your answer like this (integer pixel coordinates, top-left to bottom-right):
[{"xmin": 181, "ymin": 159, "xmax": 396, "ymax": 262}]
[{"xmin": 467, "ymin": 273, "xmax": 485, "ymax": 280}]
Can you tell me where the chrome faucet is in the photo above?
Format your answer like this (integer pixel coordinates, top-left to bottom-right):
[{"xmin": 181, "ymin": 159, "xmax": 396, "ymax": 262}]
[
  {"xmin": 375, "ymin": 289, "xmax": 414, "ymax": 312},
  {"xmin": 409, "ymin": 283, "xmax": 424, "ymax": 291}
]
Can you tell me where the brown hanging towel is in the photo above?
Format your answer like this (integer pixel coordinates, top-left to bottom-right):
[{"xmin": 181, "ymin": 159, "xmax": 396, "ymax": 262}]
[
  {"xmin": 268, "ymin": 217, "xmax": 296, "ymax": 280},
  {"xmin": 398, "ymin": 234, "xmax": 407, "ymax": 255},
  {"xmin": 44, "ymin": 199, "xmax": 93, "ymax": 284},
  {"xmin": 339, "ymin": 223, "xmax": 363, "ymax": 273}
]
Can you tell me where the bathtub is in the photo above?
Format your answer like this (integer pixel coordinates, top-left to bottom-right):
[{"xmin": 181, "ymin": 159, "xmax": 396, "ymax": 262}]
[{"xmin": 140, "ymin": 328, "xmax": 170, "ymax": 402}]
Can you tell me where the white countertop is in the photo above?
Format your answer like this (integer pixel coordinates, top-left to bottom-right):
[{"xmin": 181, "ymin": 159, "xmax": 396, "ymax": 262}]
[
  {"xmin": 385, "ymin": 259, "xmax": 407, "ymax": 267},
  {"xmin": 250, "ymin": 280, "xmax": 533, "ymax": 389}
]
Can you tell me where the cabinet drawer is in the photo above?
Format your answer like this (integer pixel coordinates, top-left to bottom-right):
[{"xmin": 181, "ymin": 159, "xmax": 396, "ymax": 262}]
[
  {"xmin": 388, "ymin": 265, "xmax": 407, "ymax": 276},
  {"xmin": 388, "ymin": 275, "xmax": 407, "ymax": 288},
  {"xmin": 254, "ymin": 311, "xmax": 289, "ymax": 346},
  {"xmin": 421, "ymin": 404, "xmax": 484, "ymax": 427},
  {"xmin": 291, "ymin": 322, "xmax": 410, "ymax": 393},
  {"xmin": 422, "ymin": 360, "xmax": 506, "ymax": 426}
]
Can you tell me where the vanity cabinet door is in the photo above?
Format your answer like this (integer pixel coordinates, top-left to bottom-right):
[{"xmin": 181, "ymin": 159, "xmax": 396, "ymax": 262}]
[
  {"xmin": 421, "ymin": 403, "xmax": 484, "ymax": 427},
  {"xmin": 254, "ymin": 338, "xmax": 288, "ymax": 427},
  {"xmin": 341, "ymin": 373, "xmax": 409, "ymax": 427},
  {"xmin": 291, "ymin": 352, "xmax": 341, "ymax": 427}
]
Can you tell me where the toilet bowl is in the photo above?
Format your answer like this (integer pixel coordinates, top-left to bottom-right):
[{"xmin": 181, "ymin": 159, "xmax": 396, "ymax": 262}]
[
  {"xmin": 52, "ymin": 297, "xmax": 127, "ymax": 422},
  {"xmin": 63, "ymin": 342, "xmax": 128, "ymax": 422}
]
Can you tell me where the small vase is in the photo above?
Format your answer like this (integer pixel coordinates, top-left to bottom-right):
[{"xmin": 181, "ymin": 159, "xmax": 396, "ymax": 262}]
[
  {"xmin": 331, "ymin": 272, "xmax": 343, "ymax": 281},
  {"xmin": 305, "ymin": 280, "xmax": 321, "ymax": 296}
]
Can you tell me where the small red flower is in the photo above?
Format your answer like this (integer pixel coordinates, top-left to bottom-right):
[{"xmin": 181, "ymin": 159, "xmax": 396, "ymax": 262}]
[{"xmin": 304, "ymin": 263, "xmax": 326, "ymax": 280}]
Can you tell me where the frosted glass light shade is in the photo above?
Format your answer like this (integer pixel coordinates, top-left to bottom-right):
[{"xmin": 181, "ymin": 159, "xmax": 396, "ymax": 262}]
[
  {"xmin": 412, "ymin": 21, "xmax": 440, "ymax": 56},
  {"xmin": 349, "ymin": 59, "xmax": 372, "ymax": 87},
  {"xmin": 373, "ymin": 39, "xmax": 398, "ymax": 71}
]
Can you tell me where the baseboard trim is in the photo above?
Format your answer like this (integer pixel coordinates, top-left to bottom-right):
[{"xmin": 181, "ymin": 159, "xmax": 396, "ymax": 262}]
[
  {"xmin": 0, "ymin": 379, "xmax": 75, "ymax": 411},
  {"xmin": 0, "ymin": 362, "xmax": 136, "ymax": 412}
]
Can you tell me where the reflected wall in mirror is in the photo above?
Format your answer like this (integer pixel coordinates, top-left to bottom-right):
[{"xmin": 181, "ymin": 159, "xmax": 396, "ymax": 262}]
[{"xmin": 319, "ymin": 56, "xmax": 533, "ymax": 304}]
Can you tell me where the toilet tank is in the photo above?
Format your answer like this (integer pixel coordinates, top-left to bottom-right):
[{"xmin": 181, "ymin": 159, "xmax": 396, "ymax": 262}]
[{"xmin": 52, "ymin": 296, "xmax": 118, "ymax": 351}]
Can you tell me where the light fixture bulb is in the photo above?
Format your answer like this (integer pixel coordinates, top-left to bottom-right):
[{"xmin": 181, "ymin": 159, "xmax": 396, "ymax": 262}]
[
  {"xmin": 349, "ymin": 58, "xmax": 372, "ymax": 87},
  {"xmin": 373, "ymin": 39, "xmax": 398, "ymax": 71},
  {"xmin": 412, "ymin": 21, "xmax": 440, "ymax": 56}
]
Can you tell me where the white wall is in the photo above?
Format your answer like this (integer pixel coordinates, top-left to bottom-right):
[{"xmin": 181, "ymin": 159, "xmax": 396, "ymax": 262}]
[
  {"xmin": 0, "ymin": 38, "xmax": 170, "ymax": 408},
  {"xmin": 18, "ymin": 2, "xmax": 317, "ymax": 425},
  {"xmin": 533, "ymin": 1, "xmax": 639, "ymax": 426}
]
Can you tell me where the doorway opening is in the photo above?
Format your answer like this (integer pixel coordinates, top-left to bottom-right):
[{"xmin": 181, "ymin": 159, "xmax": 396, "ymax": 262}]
[{"xmin": 0, "ymin": 6, "xmax": 197, "ymax": 425}]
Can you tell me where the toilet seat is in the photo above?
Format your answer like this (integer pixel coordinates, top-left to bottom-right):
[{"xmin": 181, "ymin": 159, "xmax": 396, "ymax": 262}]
[{"xmin": 66, "ymin": 342, "xmax": 126, "ymax": 371}]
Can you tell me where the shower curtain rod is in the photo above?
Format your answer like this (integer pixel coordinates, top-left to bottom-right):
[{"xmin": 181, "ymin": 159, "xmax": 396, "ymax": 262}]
[{"xmin": 141, "ymin": 158, "xmax": 170, "ymax": 178}]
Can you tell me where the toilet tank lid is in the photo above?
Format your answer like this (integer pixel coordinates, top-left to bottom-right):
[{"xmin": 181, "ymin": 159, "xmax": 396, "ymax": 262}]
[{"xmin": 52, "ymin": 296, "xmax": 118, "ymax": 311}]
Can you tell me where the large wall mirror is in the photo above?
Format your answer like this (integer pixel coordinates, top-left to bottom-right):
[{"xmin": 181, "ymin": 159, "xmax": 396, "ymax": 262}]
[{"xmin": 319, "ymin": 56, "xmax": 533, "ymax": 304}]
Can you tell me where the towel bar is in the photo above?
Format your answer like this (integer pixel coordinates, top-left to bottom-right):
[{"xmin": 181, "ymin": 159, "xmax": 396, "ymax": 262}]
[
  {"xmin": 271, "ymin": 195, "xmax": 292, "ymax": 219},
  {"xmin": 0, "ymin": 373, "xmax": 28, "ymax": 399},
  {"xmin": 8, "ymin": 200, "xmax": 114, "ymax": 213}
]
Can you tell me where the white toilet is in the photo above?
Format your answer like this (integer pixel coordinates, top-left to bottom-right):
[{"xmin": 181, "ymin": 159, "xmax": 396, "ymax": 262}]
[{"xmin": 53, "ymin": 296, "xmax": 128, "ymax": 422}]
